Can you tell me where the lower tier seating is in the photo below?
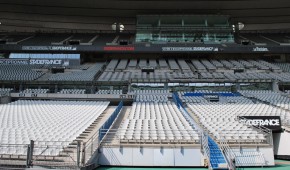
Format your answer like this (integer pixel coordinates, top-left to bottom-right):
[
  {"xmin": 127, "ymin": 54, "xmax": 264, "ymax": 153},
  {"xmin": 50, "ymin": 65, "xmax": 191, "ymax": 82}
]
[
  {"xmin": 185, "ymin": 95, "xmax": 271, "ymax": 143},
  {"xmin": 0, "ymin": 100, "xmax": 109, "ymax": 155},
  {"xmin": 118, "ymin": 102, "xmax": 200, "ymax": 143}
]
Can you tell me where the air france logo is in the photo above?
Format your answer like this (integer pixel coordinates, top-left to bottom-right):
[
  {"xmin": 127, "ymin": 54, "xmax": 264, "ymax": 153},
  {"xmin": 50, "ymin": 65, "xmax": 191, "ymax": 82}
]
[{"xmin": 241, "ymin": 119, "xmax": 280, "ymax": 126}]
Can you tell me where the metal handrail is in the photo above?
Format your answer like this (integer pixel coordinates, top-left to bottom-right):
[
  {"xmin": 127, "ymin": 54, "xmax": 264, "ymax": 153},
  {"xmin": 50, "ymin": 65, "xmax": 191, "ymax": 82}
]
[
  {"xmin": 202, "ymin": 133, "xmax": 212, "ymax": 170},
  {"xmin": 98, "ymin": 128, "xmax": 201, "ymax": 146},
  {"xmin": 173, "ymin": 93, "xmax": 212, "ymax": 169},
  {"xmin": 237, "ymin": 116, "xmax": 273, "ymax": 146},
  {"xmin": 218, "ymin": 136, "xmax": 236, "ymax": 170},
  {"xmin": 218, "ymin": 132, "xmax": 268, "ymax": 168}
]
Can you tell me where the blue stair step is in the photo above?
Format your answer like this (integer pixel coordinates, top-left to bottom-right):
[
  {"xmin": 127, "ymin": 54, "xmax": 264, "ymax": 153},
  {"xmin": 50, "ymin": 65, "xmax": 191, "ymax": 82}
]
[{"xmin": 208, "ymin": 137, "xmax": 228, "ymax": 169}]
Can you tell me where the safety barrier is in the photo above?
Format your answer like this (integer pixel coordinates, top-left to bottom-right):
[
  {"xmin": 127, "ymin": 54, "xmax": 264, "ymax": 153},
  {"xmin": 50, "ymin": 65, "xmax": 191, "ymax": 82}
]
[{"xmin": 99, "ymin": 101, "xmax": 123, "ymax": 142}]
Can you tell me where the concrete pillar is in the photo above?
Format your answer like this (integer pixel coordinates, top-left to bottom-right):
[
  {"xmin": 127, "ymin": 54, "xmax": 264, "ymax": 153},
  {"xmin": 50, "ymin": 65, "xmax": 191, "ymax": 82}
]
[
  {"xmin": 54, "ymin": 84, "xmax": 58, "ymax": 93},
  {"xmin": 19, "ymin": 84, "xmax": 23, "ymax": 92},
  {"xmin": 164, "ymin": 83, "xmax": 168, "ymax": 90},
  {"xmin": 272, "ymin": 81, "xmax": 279, "ymax": 92},
  {"xmin": 236, "ymin": 83, "xmax": 241, "ymax": 91},
  {"xmin": 91, "ymin": 86, "xmax": 95, "ymax": 94}
]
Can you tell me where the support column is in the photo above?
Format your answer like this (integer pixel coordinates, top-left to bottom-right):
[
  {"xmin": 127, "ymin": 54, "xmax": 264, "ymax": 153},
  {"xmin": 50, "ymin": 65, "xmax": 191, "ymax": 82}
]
[
  {"xmin": 164, "ymin": 83, "xmax": 168, "ymax": 90},
  {"xmin": 182, "ymin": 19, "xmax": 185, "ymax": 41},
  {"xmin": 54, "ymin": 84, "xmax": 58, "ymax": 93},
  {"xmin": 236, "ymin": 83, "xmax": 241, "ymax": 91},
  {"xmin": 272, "ymin": 81, "xmax": 279, "ymax": 92},
  {"xmin": 19, "ymin": 84, "xmax": 23, "ymax": 92},
  {"xmin": 91, "ymin": 85, "xmax": 95, "ymax": 94}
]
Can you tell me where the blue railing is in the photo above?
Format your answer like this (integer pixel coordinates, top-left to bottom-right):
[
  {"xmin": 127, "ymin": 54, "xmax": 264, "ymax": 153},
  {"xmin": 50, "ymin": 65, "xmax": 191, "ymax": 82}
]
[
  {"xmin": 172, "ymin": 93, "xmax": 202, "ymax": 132},
  {"xmin": 98, "ymin": 101, "xmax": 123, "ymax": 142},
  {"xmin": 172, "ymin": 92, "xmax": 183, "ymax": 108}
]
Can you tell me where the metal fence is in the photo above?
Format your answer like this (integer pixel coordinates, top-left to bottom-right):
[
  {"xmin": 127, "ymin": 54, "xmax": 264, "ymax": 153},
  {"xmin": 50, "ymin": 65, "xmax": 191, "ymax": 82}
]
[
  {"xmin": 32, "ymin": 141, "xmax": 80, "ymax": 169},
  {"xmin": 0, "ymin": 140, "xmax": 80, "ymax": 169},
  {"xmin": 98, "ymin": 101, "xmax": 123, "ymax": 142},
  {"xmin": 82, "ymin": 101, "xmax": 123, "ymax": 166},
  {"xmin": 0, "ymin": 101, "xmax": 124, "ymax": 169},
  {"xmin": 0, "ymin": 143, "xmax": 28, "ymax": 169},
  {"xmin": 99, "ymin": 129, "xmax": 201, "ymax": 145}
]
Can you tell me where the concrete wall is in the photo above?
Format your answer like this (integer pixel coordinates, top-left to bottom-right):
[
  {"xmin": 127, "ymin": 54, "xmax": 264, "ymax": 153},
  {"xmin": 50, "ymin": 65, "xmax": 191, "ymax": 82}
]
[
  {"xmin": 99, "ymin": 146, "xmax": 204, "ymax": 167},
  {"xmin": 273, "ymin": 131, "xmax": 290, "ymax": 156},
  {"xmin": 231, "ymin": 146, "xmax": 275, "ymax": 166}
]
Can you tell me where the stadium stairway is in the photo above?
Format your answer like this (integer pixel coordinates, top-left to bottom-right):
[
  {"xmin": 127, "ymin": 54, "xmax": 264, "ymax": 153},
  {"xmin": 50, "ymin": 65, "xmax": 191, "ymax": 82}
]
[
  {"xmin": 208, "ymin": 137, "xmax": 228, "ymax": 170},
  {"xmin": 172, "ymin": 93, "xmax": 229, "ymax": 169}
]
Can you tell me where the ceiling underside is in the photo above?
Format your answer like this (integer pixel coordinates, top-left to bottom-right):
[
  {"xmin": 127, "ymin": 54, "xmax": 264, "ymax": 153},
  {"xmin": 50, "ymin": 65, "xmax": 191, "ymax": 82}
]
[{"xmin": 0, "ymin": 0, "xmax": 289, "ymax": 32}]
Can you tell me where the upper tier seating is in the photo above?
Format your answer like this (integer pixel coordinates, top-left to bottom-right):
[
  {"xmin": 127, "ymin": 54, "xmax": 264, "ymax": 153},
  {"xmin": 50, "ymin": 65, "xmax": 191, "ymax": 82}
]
[
  {"xmin": 106, "ymin": 59, "xmax": 119, "ymax": 71},
  {"xmin": 116, "ymin": 59, "xmax": 128, "ymax": 70},
  {"xmin": 135, "ymin": 95, "xmax": 169, "ymax": 102},
  {"xmin": 0, "ymin": 100, "xmax": 109, "ymax": 155},
  {"xmin": 0, "ymin": 65, "xmax": 45, "ymax": 81},
  {"xmin": 177, "ymin": 59, "xmax": 191, "ymax": 71},
  {"xmin": 274, "ymin": 63, "xmax": 290, "ymax": 72},
  {"xmin": 134, "ymin": 90, "xmax": 170, "ymax": 102},
  {"xmin": 96, "ymin": 90, "xmax": 122, "ymax": 94},
  {"xmin": 0, "ymin": 88, "xmax": 13, "ymax": 96},
  {"xmin": 58, "ymin": 89, "xmax": 86, "ymax": 94},
  {"xmin": 134, "ymin": 89, "xmax": 170, "ymax": 94},
  {"xmin": 21, "ymin": 89, "xmax": 49, "ymax": 94},
  {"xmin": 48, "ymin": 63, "xmax": 104, "ymax": 81},
  {"xmin": 98, "ymin": 70, "xmax": 198, "ymax": 82},
  {"xmin": 91, "ymin": 58, "xmax": 285, "ymax": 82}
]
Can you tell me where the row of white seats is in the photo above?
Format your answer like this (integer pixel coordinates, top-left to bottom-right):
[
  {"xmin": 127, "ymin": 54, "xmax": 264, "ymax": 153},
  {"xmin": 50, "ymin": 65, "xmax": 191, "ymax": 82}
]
[
  {"xmin": 58, "ymin": 89, "xmax": 86, "ymax": 94},
  {"xmin": 135, "ymin": 95, "xmax": 169, "ymax": 102},
  {"xmin": 0, "ymin": 88, "xmax": 13, "ymax": 95},
  {"xmin": 0, "ymin": 100, "xmax": 109, "ymax": 155},
  {"xmin": 185, "ymin": 95, "xmax": 269, "ymax": 143},
  {"xmin": 119, "ymin": 102, "xmax": 199, "ymax": 142},
  {"xmin": 134, "ymin": 89, "xmax": 170, "ymax": 94},
  {"xmin": 106, "ymin": 59, "xmax": 192, "ymax": 71},
  {"xmin": 96, "ymin": 90, "xmax": 122, "ymax": 94},
  {"xmin": 48, "ymin": 63, "xmax": 104, "ymax": 81},
  {"xmin": 21, "ymin": 89, "xmax": 49, "ymax": 94},
  {"xmin": 239, "ymin": 90, "xmax": 290, "ymax": 124}
]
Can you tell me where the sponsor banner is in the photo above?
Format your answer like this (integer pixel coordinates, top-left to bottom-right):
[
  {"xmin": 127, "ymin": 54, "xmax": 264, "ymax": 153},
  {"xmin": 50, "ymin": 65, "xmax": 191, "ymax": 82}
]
[
  {"xmin": 0, "ymin": 59, "xmax": 29, "ymax": 65},
  {"xmin": 22, "ymin": 46, "xmax": 77, "ymax": 51},
  {"xmin": 30, "ymin": 59, "xmax": 63, "ymax": 65},
  {"xmin": 203, "ymin": 94, "xmax": 219, "ymax": 101},
  {"xmin": 0, "ymin": 59, "xmax": 64, "ymax": 65},
  {"xmin": 253, "ymin": 47, "xmax": 269, "ymax": 52},
  {"xmin": 103, "ymin": 46, "xmax": 135, "ymax": 51},
  {"xmin": 238, "ymin": 116, "xmax": 281, "ymax": 131},
  {"xmin": 162, "ymin": 47, "xmax": 219, "ymax": 52}
]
